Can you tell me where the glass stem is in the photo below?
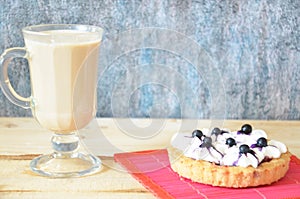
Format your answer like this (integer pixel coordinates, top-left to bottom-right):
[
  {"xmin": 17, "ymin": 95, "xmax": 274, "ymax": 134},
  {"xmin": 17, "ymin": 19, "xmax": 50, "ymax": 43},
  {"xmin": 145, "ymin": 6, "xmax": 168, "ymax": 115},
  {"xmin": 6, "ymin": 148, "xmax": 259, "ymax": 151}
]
[{"xmin": 51, "ymin": 133, "xmax": 80, "ymax": 154}]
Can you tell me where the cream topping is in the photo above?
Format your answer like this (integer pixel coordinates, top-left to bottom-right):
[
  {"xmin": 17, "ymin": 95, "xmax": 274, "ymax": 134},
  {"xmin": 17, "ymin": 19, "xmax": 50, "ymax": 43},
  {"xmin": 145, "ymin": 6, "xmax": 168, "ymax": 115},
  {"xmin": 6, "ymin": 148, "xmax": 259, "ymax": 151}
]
[{"xmin": 171, "ymin": 128, "xmax": 287, "ymax": 168}]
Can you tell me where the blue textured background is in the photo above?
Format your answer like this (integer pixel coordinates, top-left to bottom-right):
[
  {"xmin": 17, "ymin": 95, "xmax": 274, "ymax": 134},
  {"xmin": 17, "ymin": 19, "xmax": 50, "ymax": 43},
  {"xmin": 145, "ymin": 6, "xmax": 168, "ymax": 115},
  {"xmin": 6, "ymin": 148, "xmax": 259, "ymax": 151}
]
[{"xmin": 0, "ymin": 0, "xmax": 299, "ymax": 120}]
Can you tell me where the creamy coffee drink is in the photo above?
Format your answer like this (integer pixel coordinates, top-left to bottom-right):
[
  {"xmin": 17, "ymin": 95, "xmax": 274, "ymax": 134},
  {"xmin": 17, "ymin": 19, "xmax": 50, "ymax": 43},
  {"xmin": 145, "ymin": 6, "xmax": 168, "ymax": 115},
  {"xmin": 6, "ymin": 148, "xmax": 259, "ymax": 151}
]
[
  {"xmin": 24, "ymin": 30, "xmax": 100, "ymax": 133},
  {"xmin": 1, "ymin": 25, "xmax": 103, "ymax": 177}
]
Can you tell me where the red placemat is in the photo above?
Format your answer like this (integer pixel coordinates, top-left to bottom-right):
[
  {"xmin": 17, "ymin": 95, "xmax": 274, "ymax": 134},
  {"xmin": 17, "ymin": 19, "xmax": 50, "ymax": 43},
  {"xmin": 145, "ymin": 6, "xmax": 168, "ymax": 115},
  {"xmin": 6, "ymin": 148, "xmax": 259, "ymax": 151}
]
[{"xmin": 114, "ymin": 149, "xmax": 300, "ymax": 199}]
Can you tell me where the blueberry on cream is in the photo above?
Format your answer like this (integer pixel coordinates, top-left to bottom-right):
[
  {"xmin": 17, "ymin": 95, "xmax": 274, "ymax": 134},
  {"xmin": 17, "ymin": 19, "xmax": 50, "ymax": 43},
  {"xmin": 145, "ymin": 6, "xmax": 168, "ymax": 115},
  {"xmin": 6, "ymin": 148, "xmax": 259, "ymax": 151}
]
[
  {"xmin": 200, "ymin": 136, "xmax": 213, "ymax": 148},
  {"xmin": 239, "ymin": 124, "xmax": 252, "ymax": 135},
  {"xmin": 225, "ymin": 138, "xmax": 236, "ymax": 147},
  {"xmin": 211, "ymin": 127, "xmax": 229, "ymax": 141},
  {"xmin": 192, "ymin": 129, "xmax": 203, "ymax": 140},
  {"xmin": 251, "ymin": 137, "xmax": 287, "ymax": 161}
]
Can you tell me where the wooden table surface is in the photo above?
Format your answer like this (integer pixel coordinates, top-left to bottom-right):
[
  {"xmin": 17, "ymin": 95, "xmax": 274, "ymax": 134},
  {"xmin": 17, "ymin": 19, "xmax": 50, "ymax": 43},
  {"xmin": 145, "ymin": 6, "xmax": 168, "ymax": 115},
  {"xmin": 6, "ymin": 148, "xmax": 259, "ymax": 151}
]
[{"xmin": 0, "ymin": 117, "xmax": 299, "ymax": 198}]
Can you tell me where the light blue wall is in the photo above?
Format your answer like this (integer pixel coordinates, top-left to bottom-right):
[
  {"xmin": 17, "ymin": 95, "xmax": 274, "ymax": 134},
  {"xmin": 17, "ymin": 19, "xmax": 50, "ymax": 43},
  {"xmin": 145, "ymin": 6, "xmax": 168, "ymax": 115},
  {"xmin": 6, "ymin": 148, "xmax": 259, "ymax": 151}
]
[{"xmin": 0, "ymin": 0, "xmax": 299, "ymax": 119}]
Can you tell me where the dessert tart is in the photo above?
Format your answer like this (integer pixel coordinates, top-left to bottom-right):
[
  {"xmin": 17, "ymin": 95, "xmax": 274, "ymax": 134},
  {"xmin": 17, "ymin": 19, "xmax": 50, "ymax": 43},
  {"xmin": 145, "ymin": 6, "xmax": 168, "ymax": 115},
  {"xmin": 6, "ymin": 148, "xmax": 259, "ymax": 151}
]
[{"xmin": 168, "ymin": 124, "xmax": 291, "ymax": 188}]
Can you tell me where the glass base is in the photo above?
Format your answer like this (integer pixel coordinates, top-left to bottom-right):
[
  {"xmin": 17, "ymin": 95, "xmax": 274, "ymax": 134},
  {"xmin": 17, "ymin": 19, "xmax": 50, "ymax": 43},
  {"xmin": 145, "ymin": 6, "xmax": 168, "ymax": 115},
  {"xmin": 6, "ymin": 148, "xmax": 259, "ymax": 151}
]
[
  {"xmin": 30, "ymin": 152, "xmax": 101, "ymax": 178},
  {"xmin": 30, "ymin": 133, "xmax": 102, "ymax": 178}
]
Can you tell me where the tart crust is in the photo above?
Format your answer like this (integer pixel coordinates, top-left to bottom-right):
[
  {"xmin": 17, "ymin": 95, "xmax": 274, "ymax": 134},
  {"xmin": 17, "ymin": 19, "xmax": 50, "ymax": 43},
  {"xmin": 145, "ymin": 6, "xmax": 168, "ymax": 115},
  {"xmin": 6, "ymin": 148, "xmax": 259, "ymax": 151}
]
[{"xmin": 168, "ymin": 146, "xmax": 291, "ymax": 188}]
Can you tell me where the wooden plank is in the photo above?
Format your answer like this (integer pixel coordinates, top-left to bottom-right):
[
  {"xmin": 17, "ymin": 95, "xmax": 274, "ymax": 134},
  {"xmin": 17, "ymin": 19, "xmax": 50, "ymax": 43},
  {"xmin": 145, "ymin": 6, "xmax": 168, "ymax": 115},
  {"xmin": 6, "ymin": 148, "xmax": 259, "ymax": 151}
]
[
  {"xmin": 0, "ymin": 158, "xmax": 153, "ymax": 198},
  {"xmin": 0, "ymin": 118, "xmax": 299, "ymax": 156}
]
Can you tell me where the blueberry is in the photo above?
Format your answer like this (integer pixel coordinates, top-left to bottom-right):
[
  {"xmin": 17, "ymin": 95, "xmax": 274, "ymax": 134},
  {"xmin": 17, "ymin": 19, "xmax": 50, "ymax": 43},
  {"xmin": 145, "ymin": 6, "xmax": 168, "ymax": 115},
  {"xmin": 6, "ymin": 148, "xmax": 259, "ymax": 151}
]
[
  {"xmin": 241, "ymin": 124, "xmax": 252, "ymax": 135},
  {"xmin": 192, "ymin": 129, "xmax": 203, "ymax": 139},
  {"xmin": 256, "ymin": 137, "xmax": 268, "ymax": 147},
  {"xmin": 203, "ymin": 136, "xmax": 212, "ymax": 144},
  {"xmin": 211, "ymin": 127, "xmax": 221, "ymax": 136},
  {"xmin": 226, "ymin": 138, "xmax": 236, "ymax": 147},
  {"xmin": 200, "ymin": 136, "xmax": 212, "ymax": 148},
  {"xmin": 239, "ymin": 144, "xmax": 251, "ymax": 154}
]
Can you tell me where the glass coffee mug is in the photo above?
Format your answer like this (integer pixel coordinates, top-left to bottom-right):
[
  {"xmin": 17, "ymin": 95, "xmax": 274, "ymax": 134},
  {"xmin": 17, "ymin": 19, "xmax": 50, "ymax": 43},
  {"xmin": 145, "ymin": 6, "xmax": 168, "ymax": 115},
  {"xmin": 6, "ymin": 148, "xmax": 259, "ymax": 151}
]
[{"xmin": 0, "ymin": 24, "xmax": 103, "ymax": 177}]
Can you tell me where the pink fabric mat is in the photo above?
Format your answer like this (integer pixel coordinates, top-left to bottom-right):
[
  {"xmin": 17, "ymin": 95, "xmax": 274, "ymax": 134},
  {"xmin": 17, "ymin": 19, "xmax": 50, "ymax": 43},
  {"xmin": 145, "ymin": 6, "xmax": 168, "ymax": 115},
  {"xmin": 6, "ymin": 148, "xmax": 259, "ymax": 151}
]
[{"xmin": 114, "ymin": 149, "xmax": 300, "ymax": 199}]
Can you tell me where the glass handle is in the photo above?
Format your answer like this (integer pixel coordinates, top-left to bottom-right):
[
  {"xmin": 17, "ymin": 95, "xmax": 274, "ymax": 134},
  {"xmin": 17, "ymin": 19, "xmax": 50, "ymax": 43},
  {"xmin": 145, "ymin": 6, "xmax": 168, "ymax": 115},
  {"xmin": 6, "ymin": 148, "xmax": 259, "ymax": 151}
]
[{"xmin": 0, "ymin": 47, "xmax": 31, "ymax": 109}]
